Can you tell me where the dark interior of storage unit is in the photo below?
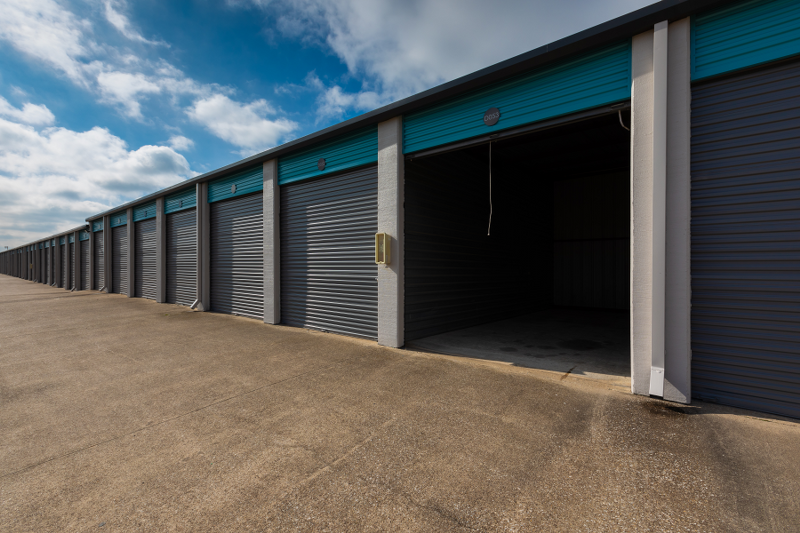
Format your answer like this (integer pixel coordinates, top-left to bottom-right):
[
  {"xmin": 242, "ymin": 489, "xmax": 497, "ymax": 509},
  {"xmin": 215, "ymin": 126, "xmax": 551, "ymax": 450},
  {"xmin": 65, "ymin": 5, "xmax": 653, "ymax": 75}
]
[{"xmin": 405, "ymin": 112, "xmax": 631, "ymax": 375}]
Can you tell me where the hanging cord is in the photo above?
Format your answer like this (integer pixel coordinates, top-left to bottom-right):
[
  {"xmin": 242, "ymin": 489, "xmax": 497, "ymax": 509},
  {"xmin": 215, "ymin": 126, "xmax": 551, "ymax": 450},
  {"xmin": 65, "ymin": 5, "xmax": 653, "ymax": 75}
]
[
  {"xmin": 618, "ymin": 109, "xmax": 630, "ymax": 131},
  {"xmin": 487, "ymin": 141, "xmax": 493, "ymax": 236}
]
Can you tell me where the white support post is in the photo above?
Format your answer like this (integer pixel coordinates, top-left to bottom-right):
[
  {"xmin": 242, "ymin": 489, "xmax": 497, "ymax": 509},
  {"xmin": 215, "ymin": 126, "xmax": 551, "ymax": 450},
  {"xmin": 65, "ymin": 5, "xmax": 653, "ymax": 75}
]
[
  {"xmin": 377, "ymin": 116, "xmax": 405, "ymax": 348},
  {"xmin": 664, "ymin": 17, "xmax": 692, "ymax": 404},
  {"xmin": 263, "ymin": 160, "xmax": 280, "ymax": 324},
  {"xmin": 649, "ymin": 20, "xmax": 669, "ymax": 398}
]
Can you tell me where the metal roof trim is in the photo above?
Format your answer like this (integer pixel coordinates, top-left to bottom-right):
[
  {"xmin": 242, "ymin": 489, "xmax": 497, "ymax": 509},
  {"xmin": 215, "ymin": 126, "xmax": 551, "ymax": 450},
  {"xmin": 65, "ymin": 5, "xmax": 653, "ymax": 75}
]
[{"xmin": 84, "ymin": 0, "xmax": 730, "ymax": 221}]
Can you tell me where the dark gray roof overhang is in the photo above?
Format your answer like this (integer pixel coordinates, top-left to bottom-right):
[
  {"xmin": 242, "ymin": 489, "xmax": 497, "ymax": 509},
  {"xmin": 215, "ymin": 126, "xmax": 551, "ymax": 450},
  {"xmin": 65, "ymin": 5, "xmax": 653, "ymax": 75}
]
[{"xmin": 86, "ymin": 0, "xmax": 730, "ymax": 221}]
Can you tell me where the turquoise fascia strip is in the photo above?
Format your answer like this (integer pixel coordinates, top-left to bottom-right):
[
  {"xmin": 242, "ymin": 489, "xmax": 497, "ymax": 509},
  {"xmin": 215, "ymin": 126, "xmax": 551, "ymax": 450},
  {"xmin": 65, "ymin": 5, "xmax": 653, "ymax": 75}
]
[
  {"xmin": 133, "ymin": 201, "xmax": 157, "ymax": 222},
  {"xmin": 208, "ymin": 165, "xmax": 263, "ymax": 203},
  {"xmin": 68, "ymin": 235, "xmax": 74, "ymax": 243},
  {"xmin": 92, "ymin": 220, "xmax": 103, "ymax": 232},
  {"xmin": 403, "ymin": 41, "xmax": 631, "ymax": 154},
  {"xmin": 278, "ymin": 126, "xmax": 378, "ymax": 186},
  {"xmin": 165, "ymin": 187, "xmax": 197, "ymax": 213},
  {"xmin": 79, "ymin": 231, "xmax": 90, "ymax": 241},
  {"xmin": 59, "ymin": 237, "xmax": 65, "ymax": 245},
  {"xmin": 691, "ymin": 0, "xmax": 800, "ymax": 81},
  {"xmin": 109, "ymin": 211, "xmax": 127, "ymax": 228}
]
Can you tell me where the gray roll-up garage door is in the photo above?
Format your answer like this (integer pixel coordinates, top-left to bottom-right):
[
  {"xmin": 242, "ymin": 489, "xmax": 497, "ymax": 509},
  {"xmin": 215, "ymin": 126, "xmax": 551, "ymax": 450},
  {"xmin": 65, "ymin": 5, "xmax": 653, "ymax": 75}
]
[
  {"xmin": 40, "ymin": 250, "xmax": 45, "ymax": 283},
  {"xmin": 81, "ymin": 240, "xmax": 89, "ymax": 291},
  {"xmin": 135, "ymin": 219, "xmax": 157, "ymax": 299},
  {"xmin": 46, "ymin": 249, "xmax": 51, "ymax": 285},
  {"xmin": 61, "ymin": 244, "xmax": 68, "ymax": 288},
  {"xmin": 69, "ymin": 243, "xmax": 75, "ymax": 289},
  {"xmin": 691, "ymin": 58, "xmax": 800, "ymax": 419},
  {"xmin": 210, "ymin": 193, "xmax": 263, "ymax": 319},
  {"xmin": 94, "ymin": 232, "xmax": 104, "ymax": 290},
  {"xmin": 112, "ymin": 226, "xmax": 128, "ymax": 294},
  {"xmin": 281, "ymin": 166, "xmax": 378, "ymax": 340},
  {"xmin": 167, "ymin": 208, "xmax": 197, "ymax": 307}
]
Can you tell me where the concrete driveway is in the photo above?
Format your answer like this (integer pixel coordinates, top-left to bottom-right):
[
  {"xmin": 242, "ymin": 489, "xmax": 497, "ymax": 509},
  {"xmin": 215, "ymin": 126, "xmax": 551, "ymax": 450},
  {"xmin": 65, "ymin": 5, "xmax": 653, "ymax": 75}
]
[{"xmin": 1, "ymin": 275, "xmax": 798, "ymax": 532}]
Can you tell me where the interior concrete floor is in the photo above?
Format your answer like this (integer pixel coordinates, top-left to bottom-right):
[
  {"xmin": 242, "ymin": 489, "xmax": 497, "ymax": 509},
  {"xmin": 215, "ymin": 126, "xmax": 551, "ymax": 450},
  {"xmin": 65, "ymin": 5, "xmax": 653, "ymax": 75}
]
[{"xmin": 407, "ymin": 308, "xmax": 631, "ymax": 390}]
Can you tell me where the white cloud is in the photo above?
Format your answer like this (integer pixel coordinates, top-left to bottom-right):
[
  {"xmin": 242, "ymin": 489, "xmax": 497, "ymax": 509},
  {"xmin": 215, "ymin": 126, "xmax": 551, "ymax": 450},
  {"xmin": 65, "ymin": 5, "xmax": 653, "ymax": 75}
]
[
  {"xmin": 187, "ymin": 94, "xmax": 298, "ymax": 155},
  {"xmin": 0, "ymin": 97, "xmax": 56, "ymax": 126},
  {"xmin": 0, "ymin": 108, "xmax": 196, "ymax": 247},
  {"xmin": 168, "ymin": 135, "xmax": 194, "ymax": 151},
  {"xmin": 316, "ymin": 85, "xmax": 382, "ymax": 121},
  {"xmin": 103, "ymin": 0, "xmax": 165, "ymax": 46},
  {"xmin": 251, "ymin": 0, "xmax": 651, "ymax": 117},
  {"xmin": 97, "ymin": 71, "xmax": 162, "ymax": 119},
  {"xmin": 0, "ymin": 0, "xmax": 92, "ymax": 85}
]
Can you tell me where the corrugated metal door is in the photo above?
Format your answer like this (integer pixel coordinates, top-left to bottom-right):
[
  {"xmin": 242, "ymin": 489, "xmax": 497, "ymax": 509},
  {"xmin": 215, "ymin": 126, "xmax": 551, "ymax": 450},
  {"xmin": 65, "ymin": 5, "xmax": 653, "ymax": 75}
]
[
  {"xmin": 210, "ymin": 193, "xmax": 263, "ymax": 319},
  {"xmin": 61, "ymin": 244, "xmax": 68, "ymax": 288},
  {"xmin": 46, "ymin": 249, "xmax": 51, "ymax": 285},
  {"xmin": 94, "ymin": 232, "xmax": 104, "ymax": 290},
  {"xmin": 134, "ymin": 219, "xmax": 157, "ymax": 299},
  {"xmin": 112, "ymin": 226, "xmax": 128, "ymax": 294},
  {"xmin": 691, "ymin": 58, "xmax": 800, "ymax": 419},
  {"xmin": 81, "ymin": 241, "xmax": 89, "ymax": 290},
  {"xmin": 69, "ymin": 243, "xmax": 75, "ymax": 289},
  {"xmin": 281, "ymin": 166, "xmax": 378, "ymax": 339},
  {"xmin": 167, "ymin": 208, "xmax": 197, "ymax": 306}
]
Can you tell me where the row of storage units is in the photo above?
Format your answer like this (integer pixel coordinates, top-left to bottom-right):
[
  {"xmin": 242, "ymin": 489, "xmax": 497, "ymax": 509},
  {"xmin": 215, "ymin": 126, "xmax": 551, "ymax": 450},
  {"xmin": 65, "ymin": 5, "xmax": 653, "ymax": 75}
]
[{"xmin": 1, "ymin": 0, "xmax": 799, "ymax": 420}]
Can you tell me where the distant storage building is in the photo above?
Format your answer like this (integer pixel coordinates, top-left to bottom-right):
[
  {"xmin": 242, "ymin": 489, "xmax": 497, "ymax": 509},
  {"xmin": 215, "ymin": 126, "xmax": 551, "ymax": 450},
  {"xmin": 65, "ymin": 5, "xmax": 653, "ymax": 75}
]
[{"xmin": 2, "ymin": 0, "xmax": 799, "ymax": 420}]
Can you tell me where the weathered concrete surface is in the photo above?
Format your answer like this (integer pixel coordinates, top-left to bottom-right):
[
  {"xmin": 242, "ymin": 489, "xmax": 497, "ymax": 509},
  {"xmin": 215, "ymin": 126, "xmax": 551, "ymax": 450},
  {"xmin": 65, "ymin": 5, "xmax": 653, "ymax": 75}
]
[{"xmin": 1, "ymin": 275, "xmax": 798, "ymax": 532}]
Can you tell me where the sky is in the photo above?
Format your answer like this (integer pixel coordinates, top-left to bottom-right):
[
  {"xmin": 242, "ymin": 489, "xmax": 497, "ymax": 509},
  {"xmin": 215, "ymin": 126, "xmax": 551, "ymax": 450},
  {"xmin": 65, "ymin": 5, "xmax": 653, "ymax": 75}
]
[{"xmin": 0, "ymin": 0, "xmax": 654, "ymax": 248}]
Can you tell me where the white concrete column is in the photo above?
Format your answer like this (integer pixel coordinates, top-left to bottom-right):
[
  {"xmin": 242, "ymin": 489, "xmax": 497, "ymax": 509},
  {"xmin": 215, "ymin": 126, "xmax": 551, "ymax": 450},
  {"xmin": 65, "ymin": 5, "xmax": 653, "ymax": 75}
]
[
  {"xmin": 197, "ymin": 182, "xmax": 210, "ymax": 311},
  {"xmin": 630, "ymin": 28, "xmax": 656, "ymax": 396},
  {"xmin": 88, "ymin": 231, "xmax": 95, "ymax": 290},
  {"xmin": 126, "ymin": 208, "xmax": 134, "ymax": 297},
  {"xmin": 377, "ymin": 116, "xmax": 405, "ymax": 348},
  {"xmin": 156, "ymin": 198, "xmax": 166, "ymax": 303},
  {"xmin": 54, "ymin": 239, "xmax": 62, "ymax": 287},
  {"xmin": 664, "ymin": 17, "xmax": 692, "ymax": 404},
  {"xmin": 631, "ymin": 20, "xmax": 690, "ymax": 401},
  {"xmin": 73, "ymin": 231, "xmax": 81, "ymax": 290},
  {"xmin": 103, "ymin": 216, "xmax": 111, "ymax": 293},
  {"xmin": 649, "ymin": 20, "xmax": 669, "ymax": 398},
  {"xmin": 263, "ymin": 159, "xmax": 280, "ymax": 324}
]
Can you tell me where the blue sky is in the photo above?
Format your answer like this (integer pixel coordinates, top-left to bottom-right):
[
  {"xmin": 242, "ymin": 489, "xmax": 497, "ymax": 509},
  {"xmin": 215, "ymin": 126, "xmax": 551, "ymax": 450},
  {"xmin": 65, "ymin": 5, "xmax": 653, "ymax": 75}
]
[{"xmin": 0, "ymin": 0, "xmax": 652, "ymax": 248}]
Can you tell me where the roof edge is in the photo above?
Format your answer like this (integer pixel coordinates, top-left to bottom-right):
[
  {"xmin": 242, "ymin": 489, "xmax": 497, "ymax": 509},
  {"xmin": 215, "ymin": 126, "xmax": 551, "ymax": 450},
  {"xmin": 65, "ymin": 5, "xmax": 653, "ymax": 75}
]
[{"xmin": 84, "ymin": 0, "xmax": 731, "ymax": 221}]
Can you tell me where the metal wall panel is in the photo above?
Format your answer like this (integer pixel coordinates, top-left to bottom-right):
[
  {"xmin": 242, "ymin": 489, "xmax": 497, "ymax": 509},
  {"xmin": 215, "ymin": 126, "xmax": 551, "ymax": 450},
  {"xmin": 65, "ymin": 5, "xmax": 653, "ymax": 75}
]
[
  {"xmin": 94, "ymin": 231, "xmax": 104, "ymax": 290},
  {"xmin": 110, "ymin": 211, "xmax": 127, "ymax": 228},
  {"xmin": 133, "ymin": 201, "xmax": 157, "ymax": 222},
  {"xmin": 69, "ymin": 243, "xmax": 75, "ymax": 289},
  {"xmin": 81, "ymin": 240, "xmax": 90, "ymax": 290},
  {"xmin": 281, "ymin": 166, "xmax": 378, "ymax": 339},
  {"xmin": 553, "ymin": 173, "xmax": 629, "ymax": 309},
  {"xmin": 112, "ymin": 225, "xmax": 128, "ymax": 294},
  {"xmin": 165, "ymin": 188, "xmax": 197, "ymax": 214},
  {"xmin": 134, "ymin": 219, "xmax": 157, "ymax": 299},
  {"xmin": 691, "ymin": 0, "xmax": 800, "ymax": 81},
  {"xmin": 208, "ymin": 166, "xmax": 263, "ymax": 203},
  {"xmin": 167, "ymin": 208, "xmax": 197, "ymax": 306},
  {"xmin": 691, "ymin": 59, "xmax": 800, "ymax": 419},
  {"xmin": 278, "ymin": 127, "xmax": 378, "ymax": 186},
  {"xmin": 403, "ymin": 42, "xmax": 631, "ymax": 154},
  {"xmin": 210, "ymin": 193, "xmax": 263, "ymax": 319}
]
